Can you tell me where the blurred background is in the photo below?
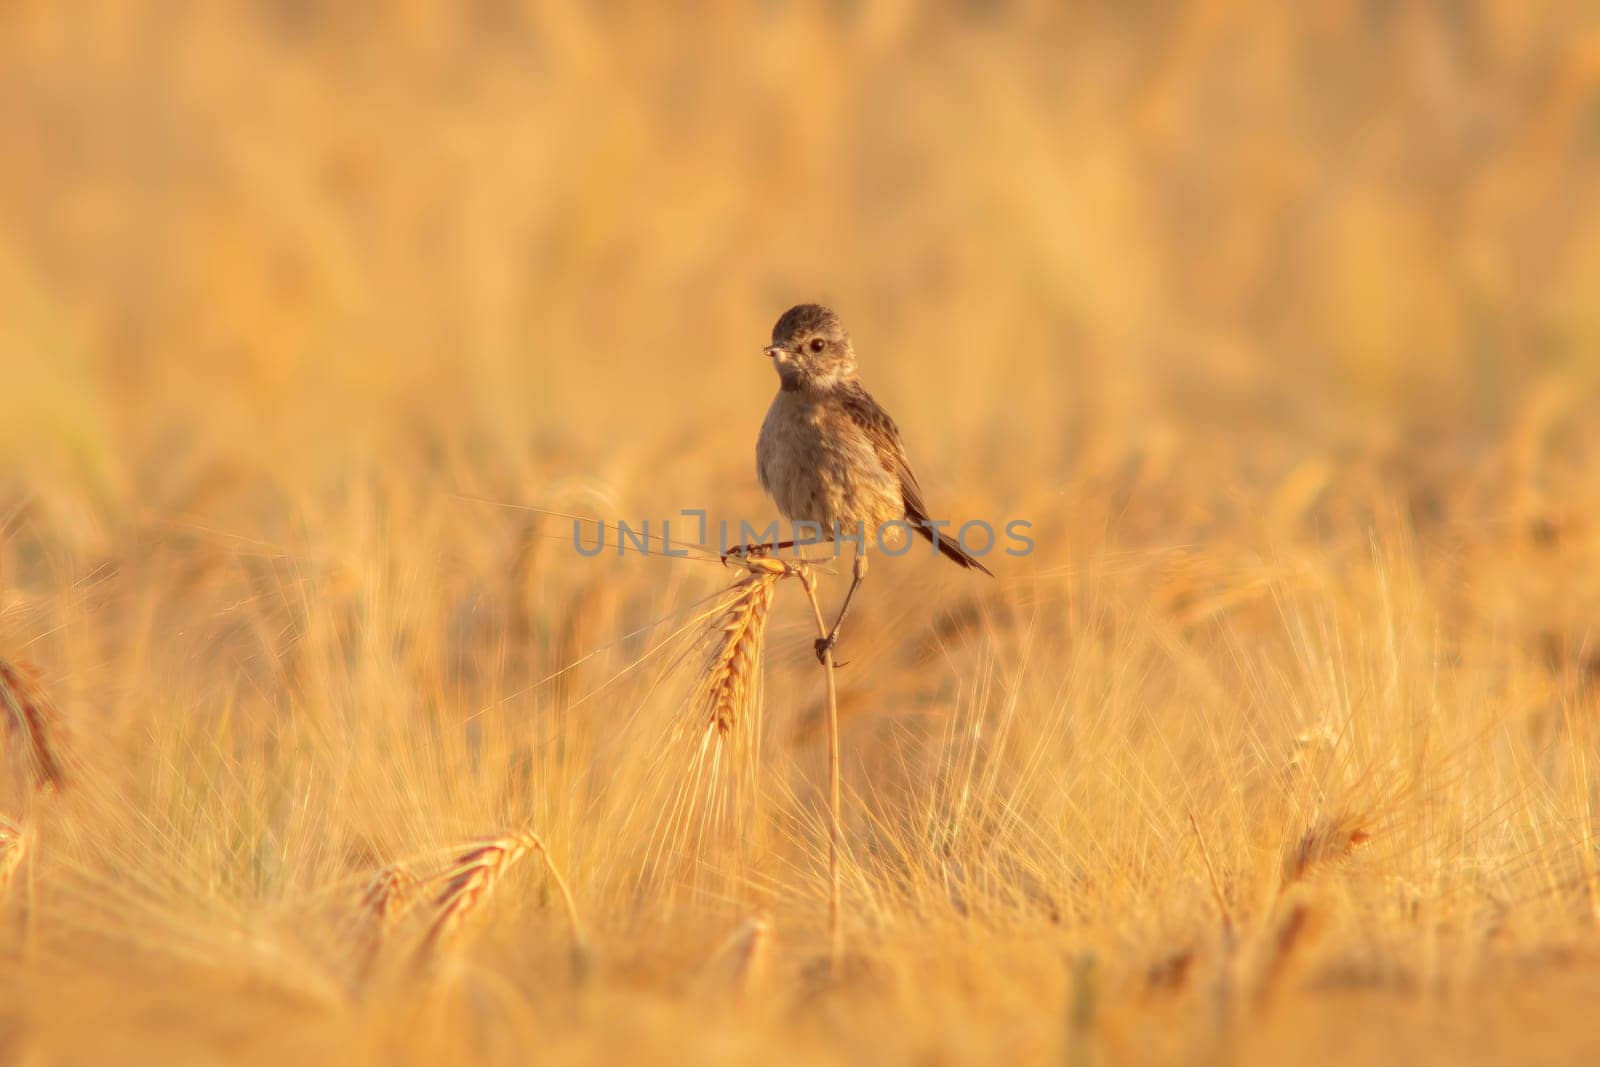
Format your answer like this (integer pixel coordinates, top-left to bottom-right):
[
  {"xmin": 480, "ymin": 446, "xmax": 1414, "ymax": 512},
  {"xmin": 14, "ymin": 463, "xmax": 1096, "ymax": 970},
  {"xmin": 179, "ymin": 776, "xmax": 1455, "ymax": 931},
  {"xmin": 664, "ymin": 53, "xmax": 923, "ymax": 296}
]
[{"xmin": 3, "ymin": 1, "xmax": 1597, "ymax": 502}]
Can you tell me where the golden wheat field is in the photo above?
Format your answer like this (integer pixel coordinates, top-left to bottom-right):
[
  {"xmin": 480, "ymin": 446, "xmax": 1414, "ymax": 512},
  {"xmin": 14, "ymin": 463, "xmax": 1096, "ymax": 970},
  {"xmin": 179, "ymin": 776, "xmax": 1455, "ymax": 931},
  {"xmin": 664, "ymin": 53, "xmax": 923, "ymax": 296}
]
[{"xmin": 3, "ymin": 2, "xmax": 1600, "ymax": 1064}]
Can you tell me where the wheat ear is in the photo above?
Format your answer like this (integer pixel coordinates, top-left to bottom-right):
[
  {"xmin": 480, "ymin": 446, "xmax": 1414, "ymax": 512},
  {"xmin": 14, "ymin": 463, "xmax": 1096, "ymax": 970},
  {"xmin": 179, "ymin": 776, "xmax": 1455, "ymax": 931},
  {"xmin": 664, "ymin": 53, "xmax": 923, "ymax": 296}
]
[
  {"xmin": 417, "ymin": 829, "xmax": 587, "ymax": 974},
  {"xmin": 418, "ymin": 833, "xmax": 537, "ymax": 958},
  {"xmin": 700, "ymin": 557, "xmax": 785, "ymax": 736},
  {"xmin": 701, "ymin": 915, "xmax": 770, "ymax": 1000},
  {"xmin": 1281, "ymin": 812, "xmax": 1371, "ymax": 885},
  {"xmin": 1, "ymin": 660, "xmax": 69, "ymax": 791},
  {"xmin": 356, "ymin": 863, "xmax": 417, "ymax": 979}
]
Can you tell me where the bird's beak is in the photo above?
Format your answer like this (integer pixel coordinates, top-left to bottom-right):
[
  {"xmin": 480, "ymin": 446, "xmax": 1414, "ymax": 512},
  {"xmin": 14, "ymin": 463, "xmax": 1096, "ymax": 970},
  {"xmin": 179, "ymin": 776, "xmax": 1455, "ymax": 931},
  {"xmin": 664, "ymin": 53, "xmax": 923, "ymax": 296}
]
[{"xmin": 763, "ymin": 344, "xmax": 784, "ymax": 359}]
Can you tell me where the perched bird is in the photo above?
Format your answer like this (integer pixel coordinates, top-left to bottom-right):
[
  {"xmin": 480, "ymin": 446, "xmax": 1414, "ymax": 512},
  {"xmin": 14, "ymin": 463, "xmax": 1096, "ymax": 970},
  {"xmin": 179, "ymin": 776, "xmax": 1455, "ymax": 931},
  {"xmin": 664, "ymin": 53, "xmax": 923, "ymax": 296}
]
[{"xmin": 752, "ymin": 303, "xmax": 992, "ymax": 663}]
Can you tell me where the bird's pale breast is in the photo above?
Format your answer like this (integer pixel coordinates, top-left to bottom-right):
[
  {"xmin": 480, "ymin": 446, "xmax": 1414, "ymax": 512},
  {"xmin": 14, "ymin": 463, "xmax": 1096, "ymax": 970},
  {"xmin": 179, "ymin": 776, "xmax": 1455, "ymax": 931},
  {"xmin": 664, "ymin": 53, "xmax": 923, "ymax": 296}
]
[{"xmin": 757, "ymin": 390, "xmax": 904, "ymax": 538}]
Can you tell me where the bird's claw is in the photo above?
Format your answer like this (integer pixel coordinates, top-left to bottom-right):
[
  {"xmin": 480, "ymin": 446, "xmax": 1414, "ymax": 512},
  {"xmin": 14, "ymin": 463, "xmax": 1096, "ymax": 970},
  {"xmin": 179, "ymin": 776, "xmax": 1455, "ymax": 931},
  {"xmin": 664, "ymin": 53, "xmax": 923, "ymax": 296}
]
[
  {"xmin": 721, "ymin": 543, "xmax": 770, "ymax": 568},
  {"xmin": 814, "ymin": 634, "xmax": 845, "ymax": 667}
]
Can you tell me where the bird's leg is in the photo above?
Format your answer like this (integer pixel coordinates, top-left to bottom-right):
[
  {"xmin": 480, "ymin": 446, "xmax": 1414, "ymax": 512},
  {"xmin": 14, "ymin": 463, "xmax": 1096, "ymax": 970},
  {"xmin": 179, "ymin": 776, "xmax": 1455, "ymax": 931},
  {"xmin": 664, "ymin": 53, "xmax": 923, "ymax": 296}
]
[{"xmin": 814, "ymin": 546, "xmax": 868, "ymax": 666}]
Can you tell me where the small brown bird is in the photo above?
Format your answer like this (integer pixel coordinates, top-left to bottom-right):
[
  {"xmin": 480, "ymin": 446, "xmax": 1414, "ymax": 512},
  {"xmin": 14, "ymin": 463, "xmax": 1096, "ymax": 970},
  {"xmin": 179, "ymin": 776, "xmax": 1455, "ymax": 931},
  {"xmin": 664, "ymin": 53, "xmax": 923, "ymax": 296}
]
[{"xmin": 753, "ymin": 303, "xmax": 992, "ymax": 663}]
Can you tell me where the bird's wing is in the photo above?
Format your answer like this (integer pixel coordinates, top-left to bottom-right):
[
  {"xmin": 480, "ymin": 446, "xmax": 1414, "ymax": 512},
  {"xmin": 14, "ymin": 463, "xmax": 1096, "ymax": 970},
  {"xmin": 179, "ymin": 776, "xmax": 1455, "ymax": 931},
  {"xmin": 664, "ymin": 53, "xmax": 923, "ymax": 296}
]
[
  {"xmin": 835, "ymin": 380, "xmax": 930, "ymax": 522},
  {"xmin": 837, "ymin": 379, "xmax": 994, "ymax": 575}
]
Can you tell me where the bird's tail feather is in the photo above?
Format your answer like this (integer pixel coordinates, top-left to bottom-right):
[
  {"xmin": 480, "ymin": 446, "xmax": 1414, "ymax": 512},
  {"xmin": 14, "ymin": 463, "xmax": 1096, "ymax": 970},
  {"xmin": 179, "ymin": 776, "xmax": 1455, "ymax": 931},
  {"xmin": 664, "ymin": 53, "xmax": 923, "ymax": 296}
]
[{"xmin": 914, "ymin": 521, "xmax": 995, "ymax": 576}]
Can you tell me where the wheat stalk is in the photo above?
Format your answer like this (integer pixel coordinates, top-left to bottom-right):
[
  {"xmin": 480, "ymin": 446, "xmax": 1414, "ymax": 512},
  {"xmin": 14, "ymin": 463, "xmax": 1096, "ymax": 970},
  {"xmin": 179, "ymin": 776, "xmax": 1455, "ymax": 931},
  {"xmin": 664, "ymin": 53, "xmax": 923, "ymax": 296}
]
[
  {"xmin": 675, "ymin": 555, "xmax": 845, "ymax": 968},
  {"xmin": 0, "ymin": 660, "xmax": 69, "ymax": 792},
  {"xmin": 795, "ymin": 565, "xmax": 845, "ymax": 969}
]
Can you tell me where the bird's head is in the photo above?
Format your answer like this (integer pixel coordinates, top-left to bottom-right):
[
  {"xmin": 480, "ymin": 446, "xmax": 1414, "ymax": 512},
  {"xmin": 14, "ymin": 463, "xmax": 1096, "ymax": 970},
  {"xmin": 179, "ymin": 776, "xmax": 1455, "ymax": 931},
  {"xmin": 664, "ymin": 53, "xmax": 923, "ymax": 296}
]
[{"xmin": 764, "ymin": 304, "xmax": 857, "ymax": 391}]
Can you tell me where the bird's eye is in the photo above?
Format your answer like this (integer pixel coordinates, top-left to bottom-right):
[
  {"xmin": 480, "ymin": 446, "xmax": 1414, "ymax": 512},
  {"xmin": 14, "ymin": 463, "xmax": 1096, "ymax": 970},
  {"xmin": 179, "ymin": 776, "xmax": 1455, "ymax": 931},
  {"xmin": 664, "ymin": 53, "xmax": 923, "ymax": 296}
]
[{"xmin": 809, "ymin": 338, "xmax": 826, "ymax": 353}]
